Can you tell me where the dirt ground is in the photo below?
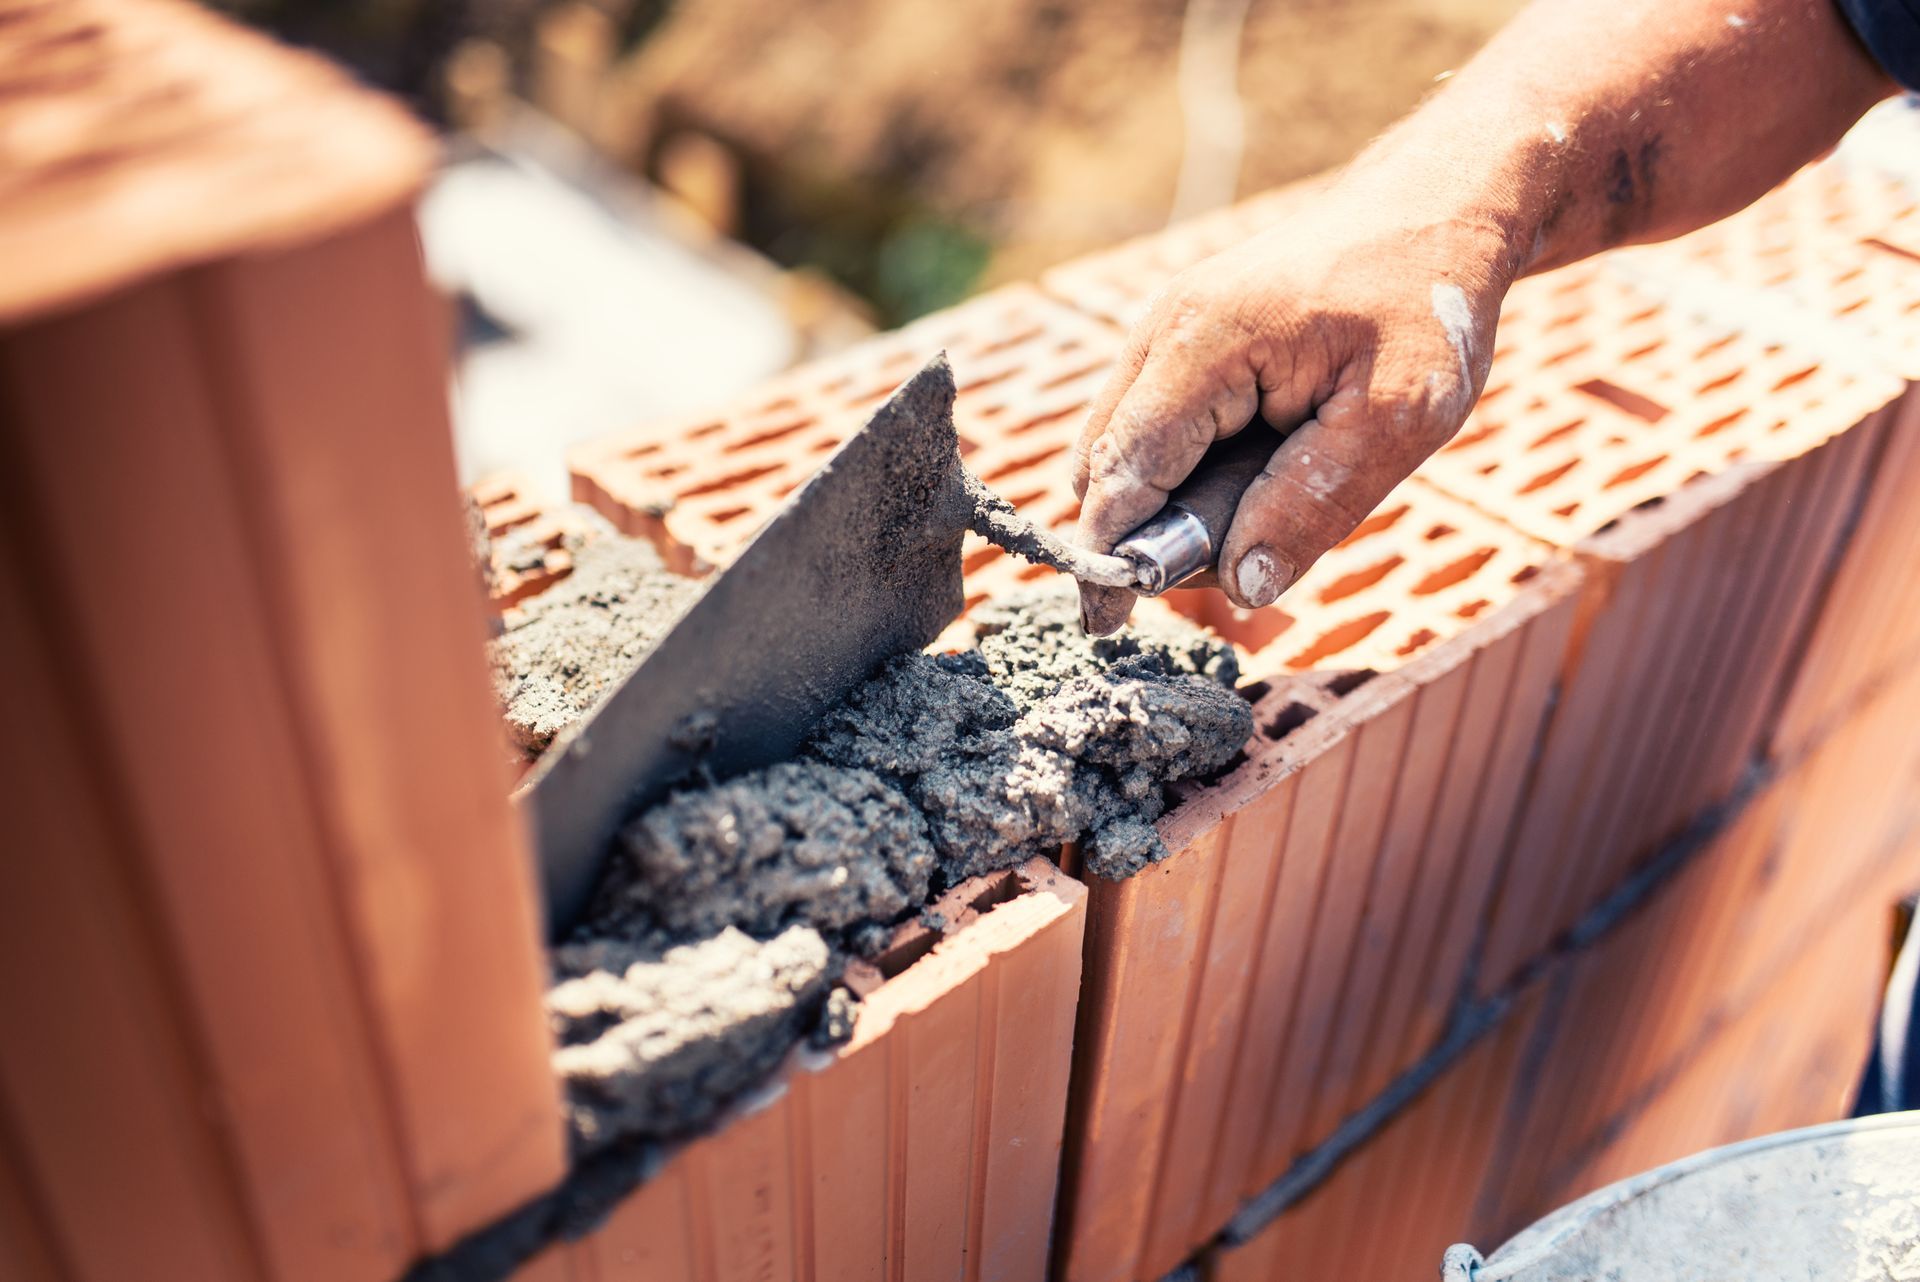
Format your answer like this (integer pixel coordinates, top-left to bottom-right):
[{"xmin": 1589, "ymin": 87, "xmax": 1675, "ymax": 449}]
[{"xmin": 617, "ymin": 0, "xmax": 1529, "ymax": 286}]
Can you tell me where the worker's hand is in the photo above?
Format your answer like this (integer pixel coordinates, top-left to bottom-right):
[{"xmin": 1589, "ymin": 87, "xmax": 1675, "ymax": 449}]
[{"xmin": 1071, "ymin": 203, "xmax": 1513, "ymax": 635}]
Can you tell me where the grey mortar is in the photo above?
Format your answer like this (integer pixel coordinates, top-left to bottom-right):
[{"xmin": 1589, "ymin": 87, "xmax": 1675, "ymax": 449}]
[
  {"xmin": 488, "ymin": 519, "xmax": 703, "ymax": 759},
  {"xmin": 546, "ymin": 924, "xmax": 831, "ymax": 1159}
]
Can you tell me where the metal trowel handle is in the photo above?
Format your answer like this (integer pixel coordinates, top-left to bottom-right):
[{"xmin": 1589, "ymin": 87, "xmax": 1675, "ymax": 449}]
[{"xmin": 1114, "ymin": 421, "xmax": 1284, "ymax": 595}]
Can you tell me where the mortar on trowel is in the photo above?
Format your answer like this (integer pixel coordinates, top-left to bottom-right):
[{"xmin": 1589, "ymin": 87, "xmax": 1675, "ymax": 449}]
[{"xmin": 523, "ymin": 354, "xmax": 1279, "ymax": 933}]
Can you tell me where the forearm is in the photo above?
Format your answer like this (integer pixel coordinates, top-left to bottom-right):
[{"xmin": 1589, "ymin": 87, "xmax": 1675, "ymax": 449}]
[{"xmin": 1334, "ymin": 0, "xmax": 1894, "ymax": 283}]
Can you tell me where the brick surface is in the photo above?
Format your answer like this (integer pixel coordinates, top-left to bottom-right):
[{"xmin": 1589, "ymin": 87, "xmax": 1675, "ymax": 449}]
[
  {"xmin": 1206, "ymin": 985, "xmax": 1546, "ymax": 1282},
  {"xmin": 1036, "ymin": 180, "xmax": 1326, "ymax": 330},
  {"xmin": 1477, "ymin": 660, "xmax": 1920, "ymax": 1235},
  {"xmin": 1055, "ymin": 563, "xmax": 1582, "ymax": 1282},
  {"xmin": 515, "ymin": 859, "xmax": 1087, "ymax": 1282},
  {"xmin": 569, "ymin": 284, "xmax": 1121, "ymax": 574}
]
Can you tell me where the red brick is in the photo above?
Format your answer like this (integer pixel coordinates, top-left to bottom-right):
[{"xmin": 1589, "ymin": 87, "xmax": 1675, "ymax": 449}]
[
  {"xmin": 1055, "ymin": 563, "xmax": 1581, "ymax": 1282},
  {"xmin": 520, "ymin": 860, "xmax": 1088, "ymax": 1282},
  {"xmin": 569, "ymin": 284, "xmax": 1121, "ymax": 573},
  {"xmin": 1037, "ymin": 180, "xmax": 1327, "ymax": 330}
]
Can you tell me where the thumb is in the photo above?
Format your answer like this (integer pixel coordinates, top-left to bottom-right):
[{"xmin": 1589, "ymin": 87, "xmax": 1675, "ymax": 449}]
[{"xmin": 1216, "ymin": 394, "xmax": 1422, "ymax": 609}]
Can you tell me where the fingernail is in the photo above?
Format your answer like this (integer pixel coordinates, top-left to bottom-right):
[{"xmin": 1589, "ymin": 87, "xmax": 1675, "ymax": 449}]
[{"xmin": 1234, "ymin": 546, "xmax": 1292, "ymax": 608}]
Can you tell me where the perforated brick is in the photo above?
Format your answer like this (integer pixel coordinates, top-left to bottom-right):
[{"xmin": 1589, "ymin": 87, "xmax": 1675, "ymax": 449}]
[
  {"xmin": 1422, "ymin": 260, "xmax": 1898, "ymax": 546},
  {"xmin": 569, "ymin": 284, "xmax": 1121, "ymax": 573},
  {"xmin": 471, "ymin": 474, "xmax": 586, "ymax": 610},
  {"xmin": 1056, "ymin": 561, "xmax": 1582, "ymax": 1282},
  {"xmin": 1038, "ymin": 180, "xmax": 1326, "ymax": 330},
  {"xmin": 509, "ymin": 860, "xmax": 1087, "ymax": 1282}
]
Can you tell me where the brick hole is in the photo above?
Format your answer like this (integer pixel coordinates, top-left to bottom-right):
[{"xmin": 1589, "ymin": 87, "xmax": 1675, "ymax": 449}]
[
  {"xmin": 870, "ymin": 869, "xmax": 1024, "ymax": 980},
  {"xmin": 687, "ymin": 422, "xmax": 725, "ymax": 440},
  {"xmin": 1542, "ymin": 341, "xmax": 1594, "ymax": 367},
  {"xmin": 1771, "ymin": 365, "xmax": 1819, "ymax": 393},
  {"xmin": 1864, "ymin": 236, "xmax": 1920, "ymax": 267},
  {"xmin": 1339, "ymin": 501, "xmax": 1411, "ymax": 546},
  {"xmin": 1697, "ymin": 369, "xmax": 1741, "ymax": 395},
  {"xmin": 1286, "ymin": 611, "xmax": 1390, "ymax": 668},
  {"xmin": 1762, "ymin": 267, "xmax": 1795, "ymax": 287},
  {"xmin": 1395, "ymin": 627, "xmax": 1437, "ymax": 656},
  {"xmin": 1603, "ymin": 455, "xmax": 1669, "ymax": 490},
  {"xmin": 1477, "ymin": 382, "xmax": 1510, "ymax": 405},
  {"xmin": 678, "ymin": 462, "xmax": 783, "ymax": 498},
  {"xmin": 1834, "ymin": 265, "xmax": 1866, "ymax": 286},
  {"xmin": 1412, "ymin": 546, "xmax": 1495, "ymax": 594},
  {"xmin": 957, "ymin": 366, "xmax": 1019, "ymax": 395},
  {"xmin": 880, "ymin": 349, "xmax": 922, "ymax": 373},
  {"xmin": 1624, "ymin": 338, "xmax": 1664, "ymax": 360},
  {"xmin": 1838, "ymin": 297, "xmax": 1872, "ymax": 316},
  {"xmin": 1160, "ymin": 589, "xmax": 1295, "ymax": 653},
  {"xmin": 1006, "ymin": 406, "xmax": 1080, "ymax": 437},
  {"xmin": 1448, "ymin": 422, "xmax": 1500, "ymax": 451},
  {"xmin": 980, "ymin": 443, "xmax": 1066, "ymax": 483},
  {"xmin": 1015, "ymin": 563, "xmax": 1051, "ymax": 581},
  {"xmin": 1696, "ymin": 333, "xmax": 1737, "ymax": 357},
  {"xmin": 623, "ymin": 442, "xmax": 663, "ymax": 460},
  {"xmin": 1625, "ymin": 304, "xmax": 1661, "ymax": 323},
  {"xmin": 1575, "ymin": 378, "xmax": 1670, "ymax": 422},
  {"xmin": 1425, "ymin": 522, "xmax": 1455, "ymax": 540},
  {"xmin": 1511, "ymin": 564, "xmax": 1539, "ymax": 585},
  {"xmin": 1695, "ymin": 409, "xmax": 1747, "ymax": 438},
  {"xmin": 651, "ymin": 463, "xmax": 688, "ymax": 479},
  {"xmin": 1325, "ymin": 669, "xmax": 1376, "ymax": 696},
  {"xmin": 722, "ymin": 417, "xmax": 815, "ymax": 454},
  {"xmin": 814, "ymin": 437, "xmax": 841, "ymax": 453},
  {"xmin": 1261, "ymin": 701, "xmax": 1318, "ymax": 739},
  {"xmin": 1527, "ymin": 418, "xmax": 1587, "ymax": 451},
  {"xmin": 1316, "ymin": 553, "xmax": 1405, "ymax": 603},
  {"xmin": 1543, "ymin": 310, "xmax": 1582, "ymax": 331},
  {"xmin": 1237, "ymin": 680, "xmax": 1273, "ymax": 703},
  {"xmin": 1456, "ymin": 599, "xmax": 1491, "ymax": 618},
  {"xmin": 762, "ymin": 396, "xmax": 799, "ymax": 412},
  {"xmin": 963, "ymin": 544, "xmax": 1002, "ymax": 573},
  {"xmin": 706, "ymin": 506, "xmax": 752, "ymax": 525},
  {"xmin": 973, "ymin": 324, "xmax": 1047, "ymax": 357},
  {"xmin": 1036, "ymin": 359, "xmax": 1108, "ymax": 392},
  {"xmin": 1518, "ymin": 457, "xmax": 1579, "ymax": 495}
]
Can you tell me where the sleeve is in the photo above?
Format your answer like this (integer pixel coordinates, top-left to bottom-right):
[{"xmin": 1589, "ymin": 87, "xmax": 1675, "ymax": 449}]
[{"xmin": 1836, "ymin": 0, "xmax": 1920, "ymax": 92}]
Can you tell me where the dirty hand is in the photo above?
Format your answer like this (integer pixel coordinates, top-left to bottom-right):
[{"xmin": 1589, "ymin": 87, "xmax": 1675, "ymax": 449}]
[{"xmin": 1071, "ymin": 202, "xmax": 1512, "ymax": 636}]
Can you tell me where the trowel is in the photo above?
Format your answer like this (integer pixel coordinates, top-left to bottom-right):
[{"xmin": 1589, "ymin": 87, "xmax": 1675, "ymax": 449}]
[{"xmin": 524, "ymin": 355, "xmax": 1277, "ymax": 933}]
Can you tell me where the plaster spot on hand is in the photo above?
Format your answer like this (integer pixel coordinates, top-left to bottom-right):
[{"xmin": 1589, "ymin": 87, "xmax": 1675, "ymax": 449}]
[
  {"xmin": 1303, "ymin": 461, "xmax": 1348, "ymax": 502},
  {"xmin": 1545, "ymin": 121, "xmax": 1568, "ymax": 145},
  {"xmin": 1726, "ymin": 13, "xmax": 1747, "ymax": 27},
  {"xmin": 1235, "ymin": 546, "xmax": 1284, "ymax": 608},
  {"xmin": 1430, "ymin": 281, "xmax": 1476, "ymax": 416}
]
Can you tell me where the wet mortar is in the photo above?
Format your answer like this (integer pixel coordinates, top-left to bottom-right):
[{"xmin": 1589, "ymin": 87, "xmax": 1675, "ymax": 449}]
[
  {"xmin": 488, "ymin": 517, "xmax": 703, "ymax": 760},
  {"xmin": 437, "ymin": 493, "xmax": 1255, "ymax": 1282}
]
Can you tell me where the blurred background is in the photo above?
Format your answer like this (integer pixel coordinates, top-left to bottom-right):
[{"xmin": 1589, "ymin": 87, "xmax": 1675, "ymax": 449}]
[{"xmin": 210, "ymin": 0, "xmax": 1524, "ymax": 493}]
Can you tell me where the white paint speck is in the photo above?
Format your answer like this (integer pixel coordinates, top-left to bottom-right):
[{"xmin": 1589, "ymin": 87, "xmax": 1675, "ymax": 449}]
[
  {"xmin": 1726, "ymin": 13, "xmax": 1748, "ymax": 27},
  {"xmin": 1431, "ymin": 281, "xmax": 1476, "ymax": 410},
  {"xmin": 1236, "ymin": 547, "xmax": 1281, "ymax": 606},
  {"xmin": 1545, "ymin": 121, "xmax": 1568, "ymax": 145}
]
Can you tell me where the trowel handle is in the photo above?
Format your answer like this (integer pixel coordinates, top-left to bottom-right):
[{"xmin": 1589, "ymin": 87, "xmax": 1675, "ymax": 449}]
[{"xmin": 1114, "ymin": 422, "xmax": 1283, "ymax": 595}]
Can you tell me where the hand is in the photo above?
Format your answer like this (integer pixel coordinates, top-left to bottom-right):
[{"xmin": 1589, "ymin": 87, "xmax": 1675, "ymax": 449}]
[{"xmin": 1070, "ymin": 198, "xmax": 1515, "ymax": 635}]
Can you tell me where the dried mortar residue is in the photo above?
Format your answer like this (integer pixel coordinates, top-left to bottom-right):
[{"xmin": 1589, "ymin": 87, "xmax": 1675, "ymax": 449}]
[
  {"xmin": 488, "ymin": 518, "xmax": 703, "ymax": 759},
  {"xmin": 552, "ymin": 587, "xmax": 1250, "ymax": 1157}
]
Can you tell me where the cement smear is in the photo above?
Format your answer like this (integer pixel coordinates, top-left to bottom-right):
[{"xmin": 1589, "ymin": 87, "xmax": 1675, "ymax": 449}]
[
  {"xmin": 488, "ymin": 521, "xmax": 702, "ymax": 759},
  {"xmin": 547, "ymin": 925, "xmax": 830, "ymax": 1158}
]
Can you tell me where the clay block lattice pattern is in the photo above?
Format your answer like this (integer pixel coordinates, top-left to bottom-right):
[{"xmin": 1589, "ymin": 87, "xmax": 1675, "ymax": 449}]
[
  {"xmin": 1056, "ymin": 561, "xmax": 1582, "ymax": 1282},
  {"xmin": 515, "ymin": 860, "xmax": 1087, "ymax": 1282},
  {"xmin": 1035, "ymin": 180, "xmax": 1324, "ymax": 329},
  {"xmin": 1443, "ymin": 260, "xmax": 1904, "ymax": 993},
  {"xmin": 1610, "ymin": 158, "xmax": 1920, "ymax": 753},
  {"xmin": 569, "ymin": 284, "xmax": 1121, "ymax": 575}
]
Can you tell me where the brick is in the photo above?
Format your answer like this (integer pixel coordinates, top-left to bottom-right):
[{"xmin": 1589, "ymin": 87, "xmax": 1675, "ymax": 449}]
[
  {"xmin": 0, "ymin": 3, "xmax": 564, "ymax": 1272},
  {"xmin": 520, "ymin": 859, "xmax": 1088, "ymax": 1282},
  {"xmin": 474, "ymin": 474, "xmax": 589, "ymax": 611},
  {"xmin": 1038, "ymin": 180, "xmax": 1327, "ymax": 330},
  {"xmin": 1205, "ymin": 984, "xmax": 1546, "ymax": 1282},
  {"xmin": 1476, "ymin": 662, "xmax": 1920, "ymax": 1234},
  {"xmin": 568, "ymin": 284, "xmax": 1121, "ymax": 573},
  {"xmin": 1455, "ymin": 261, "xmax": 1901, "ymax": 991},
  {"xmin": 1054, "ymin": 562, "xmax": 1581, "ymax": 1282},
  {"xmin": 0, "ymin": 0, "xmax": 431, "ymax": 325}
]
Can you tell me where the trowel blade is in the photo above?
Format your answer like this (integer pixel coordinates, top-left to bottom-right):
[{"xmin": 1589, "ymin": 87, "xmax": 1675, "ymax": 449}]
[{"xmin": 523, "ymin": 356, "xmax": 972, "ymax": 934}]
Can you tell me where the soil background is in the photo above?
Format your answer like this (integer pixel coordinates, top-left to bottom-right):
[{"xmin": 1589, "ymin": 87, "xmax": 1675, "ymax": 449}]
[{"xmin": 619, "ymin": 0, "xmax": 1529, "ymax": 288}]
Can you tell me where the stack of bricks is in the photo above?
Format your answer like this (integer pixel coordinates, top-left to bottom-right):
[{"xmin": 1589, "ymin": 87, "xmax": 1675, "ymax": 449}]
[{"xmin": 568, "ymin": 144, "xmax": 1920, "ymax": 1281}]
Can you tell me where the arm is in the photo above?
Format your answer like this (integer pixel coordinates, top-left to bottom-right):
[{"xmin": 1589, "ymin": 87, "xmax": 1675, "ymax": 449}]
[{"xmin": 1072, "ymin": 0, "xmax": 1895, "ymax": 635}]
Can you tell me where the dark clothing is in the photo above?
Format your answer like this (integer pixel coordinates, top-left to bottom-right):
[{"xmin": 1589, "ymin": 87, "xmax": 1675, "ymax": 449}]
[
  {"xmin": 1854, "ymin": 898, "xmax": 1920, "ymax": 1115},
  {"xmin": 1839, "ymin": 0, "xmax": 1920, "ymax": 91}
]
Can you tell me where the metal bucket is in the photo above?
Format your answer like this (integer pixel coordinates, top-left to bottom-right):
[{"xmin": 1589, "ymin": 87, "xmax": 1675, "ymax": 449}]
[{"xmin": 1444, "ymin": 1112, "xmax": 1920, "ymax": 1280}]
